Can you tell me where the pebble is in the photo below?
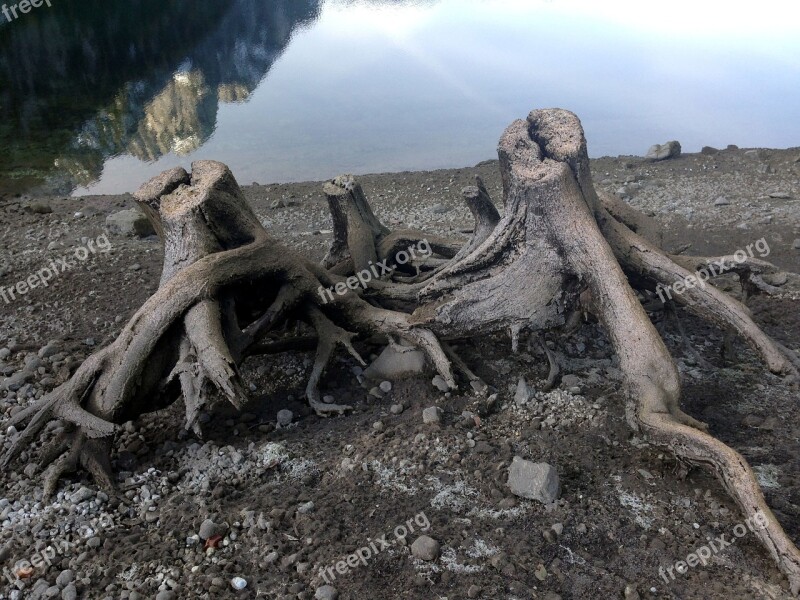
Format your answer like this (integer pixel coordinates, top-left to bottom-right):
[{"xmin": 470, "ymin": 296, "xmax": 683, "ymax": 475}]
[
  {"xmin": 155, "ymin": 592, "xmax": 176, "ymax": 600},
  {"xmin": 792, "ymin": 239, "xmax": 800, "ymax": 250},
  {"xmin": 467, "ymin": 585, "xmax": 482, "ymax": 598},
  {"xmin": 372, "ymin": 420, "xmax": 384, "ymax": 432},
  {"xmin": 315, "ymin": 585, "xmax": 339, "ymax": 600},
  {"xmin": 411, "ymin": 535, "xmax": 441, "ymax": 561},
  {"xmin": 56, "ymin": 570, "xmax": 74, "ymax": 587},
  {"xmin": 379, "ymin": 380, "xmax": 392, "ymax": 393},
  {"xmin": 422, "ymin": 406, "xmax": 442, "ymax": 424},
  {"xmin": 390, "ymin": 404, "xmax": 403, "ymax": 415},
  {"xmin": 231, "ymin": 577, "xmax": 247, "ymax": 590},
  {"xmin": 61, "ymin": 584, "xmax": 78, "ymax": 600},
  {"xmin": 277, "ymin": 409, "xmax": 294, "ymax": 426},
  {"xmin": 514, "ymin": 377, "xmax": 531, "ymax": 405},
  {"xmin": 431, "ymin": 375, "xmax": 449, "ymax": 392},
  {"xmin": 507, "ymin": 456, "xmax": 561, "ymax": 503},
  {"xmin": 199, "ymin": 518, "xmax": 226, "ymax": 540},
  {"xmin": 714, "ymin": 196, "xmax": 730, "ymax": 206}
]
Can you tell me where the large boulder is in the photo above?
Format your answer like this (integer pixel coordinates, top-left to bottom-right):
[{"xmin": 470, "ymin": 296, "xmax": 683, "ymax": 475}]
[
  {"xmin": 645, "ymin": 141, "xmax": 681, "ymax": 161},
  {"xmin": 106, "ymin": 208, "xmax": 156, "ymax": 237}
]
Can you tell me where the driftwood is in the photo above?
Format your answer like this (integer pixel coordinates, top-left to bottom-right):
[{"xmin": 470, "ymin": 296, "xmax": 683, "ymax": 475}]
[{"xmin": 3, "ymin": 108, "xmax": 800, "ymax": 592}]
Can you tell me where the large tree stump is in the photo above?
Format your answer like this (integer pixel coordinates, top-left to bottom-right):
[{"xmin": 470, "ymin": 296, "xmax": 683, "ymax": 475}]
[{"xmin": 4, "ymin": 109, "xmax": 800, "ymax": 593}]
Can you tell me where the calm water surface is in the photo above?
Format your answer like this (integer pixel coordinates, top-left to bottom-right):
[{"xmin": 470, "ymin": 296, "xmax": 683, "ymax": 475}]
[{"xmin": 1, "ymin": 0, "xmax": 798, "ymax": 195}]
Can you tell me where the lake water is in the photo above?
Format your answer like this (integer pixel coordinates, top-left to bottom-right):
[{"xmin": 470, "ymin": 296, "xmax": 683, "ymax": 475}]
[{"xmin": 1, "ymin": 0, "xmax": 798, "ymax": 196}]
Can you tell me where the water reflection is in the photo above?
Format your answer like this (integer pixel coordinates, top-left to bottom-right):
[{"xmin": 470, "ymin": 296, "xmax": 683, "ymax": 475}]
[
  {"xmin": 0, "ymin": 0, "xmax": 798, "ymax": 196},
  {"xmin": 0, "ymin": 0, "xmax": 321, "ymax": 194}
]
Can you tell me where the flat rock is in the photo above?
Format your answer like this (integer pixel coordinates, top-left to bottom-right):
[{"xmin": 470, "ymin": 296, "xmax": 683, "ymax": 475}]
[{"xmin": 507, "ymin": 456, "xmax": 560, "ymax": 503}]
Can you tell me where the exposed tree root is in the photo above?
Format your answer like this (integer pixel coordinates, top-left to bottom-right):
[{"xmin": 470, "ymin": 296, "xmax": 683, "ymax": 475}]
[{"xmin": 3, "ymin": 108, "xmax": 798, "ymax": 593}]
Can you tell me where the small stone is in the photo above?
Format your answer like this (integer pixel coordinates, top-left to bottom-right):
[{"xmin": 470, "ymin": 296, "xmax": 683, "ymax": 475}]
[
  {"xmin": 230, "ymin": 577, "xmax": 247, "ymax": 590},
  {"xmin": 700, "ymin": 146, "xmax": 719, "ymax": 154},
  {"xmin": 297, "ymin": 501, "xmax": 315, "ymax": 514},
  {"xmin": 411, "ymin": 535, "xmax": 440, "ymax": 561},
  {"xmin": 372, "ymin": 421, "xmax": 384, "ymax": 432},
  {"xmin": 514, "ymin": 377, "xmax": 531, "ymax": 405},
  {"xmin": 379, "ymin": 381, "xmax": 392, "ymax": 393},
  {"xmin": 315, "ymin": 585, "xmax": 339, "ymax": 600},
  {"xmin": 551, "ymin": 523, "xmax": 564, "ymax": 536},
  {"xmin": 431, "ymin": 375, "xmax": 450, "ymax": 392},
  {"xmin": 322, "ymin": 394, "xmax": 335, "ymax": 404},
  {"xmin": 422, "ymin": 406, "xmax": 442, "ymax": 424},
  {"xmin": 467, "ymin": 584, "xmax": 482, "ymax": 598},
  {"xmin": 368, "ymin": 387, "xmax": 384, "ymax": 399},
  {"xmin": 714, "ymin": 196, "xmax": 730, "ymax": 206},
  {"xmin": 56, "ymin": 570, "xmax": 74, "ymax": 587},
  {"xmin": 792, "ymin": 239, "xmax": 800, "ymax": 250},
  {"xmin": 430, "ymin": 203, "xmax": 450, "ymax": 214},
  {"xmin": 390, "ymin": 404, "xmax": 404, "ymax": 415},
  {"xmin": 624, "ymin": 584, "xmax": 641, "ymax": 600},
  {"xmin": 61, "ymin": 584, "xmax": 78, "ymax": 600},
  {"xmin": 29, "ymin": 202, "xmax": 53, "ymax": 214},
  {"xmin": 768, "ymin": 191, "xmax": 792, "ymax": 199},
  {"xmin": 276, "ymin": 409, "xmax": 294, "ymax": 427},
  {"xmin": 534, "ymin": 564, "xmax": 548, "ymax": 581},
  {"xmin": 155, "ymin": 592, "xmax": 176, "ymax": 600},
  {"xmin": 87, "ymin": 537, "xmax": 101, "ymax": 548},
  {"xmin": 199, "ymin": 519, "xmax": 226, "ymax": 540},
  {"xmin": 507, "ymin": 456, "xmax": 560, "ymax": 503}
]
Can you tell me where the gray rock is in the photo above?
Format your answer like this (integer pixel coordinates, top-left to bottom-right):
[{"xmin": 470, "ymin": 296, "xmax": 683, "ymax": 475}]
[
  {"xmin": 768, "ymin": 191, "xmax": 792, "ymax": 199},
  {"xmin": 105, "ymin": 209, "xmax": 155, "ymax": 238},
  {"xmin": 645, "ymin": 141, "xmax": 681, "ymax": 161},
  {"xmin": 422, "ymin": 406, "xmax": 442, "ymax": 424},
  {"xmin": 431, "ymin": 375, "xmax": 450, "ymax": 392},
  {"xmin": 411, "ymin": 535, "xmax": 440, "ymax": 561},
  {"xmin": 363, "ymin": 344, "xmax": 426, "ymax": 380},
  {"xmin": 0, "ymin": 348, "xmax": 10, "ymax": 360},
  {"xmin": 514, "ymin": 377, "xmax": 531, "ymax": 405},
  {"xmin": 379, "ymin": 381, "xmax": 392, "ymax": 393},
  {"xmin": 315, "ymin": 585, "xmax": 339, "ymax": 600},
  {"xmin": 714, "ymin": 196, "xmax": 730, "ymax": 206},
  {"xmin": 430, "ymin": 203, "xmax": 451, "ymax": 214},
  {"xmin": 2, "ymin": 370, "xmax": 33, "ymax": 391},
  {"xmin": 155, "ymin": 592, "xmax": 176, "ymax": 600},
  {"xmin": 56, "ymin": 570, "xmax": 74, "ymax": 588},
  {"xmin": 38, "ymin": 343, "xmax": 60, "ymax": 359},
  {"xmin": 28, "ymin": 202, "xmax": 53, "ymax": 214},
  {"xmin": 793, "ymin": 239, "xmax": 800, "ymax": 250},
  {"xmin": 700, "ymin": 146, "xmax": 719, "ymax": 154},
  {"xmin": 276, "ymin": 409, "xmax": 294, "ymax": 427},
  {"xmin": 61, "ymin": 584, "xmax": 77, "ymax": 600},
  {"xmin": 198, "ymin": 518, "xmax": 226, "ymax": 540},
  {"xmin": 70, "ymin": 487, "xmax": 94, "ymax": 504},
  {"xmin": 390, "ymin": 404, "xmax": 404, "ymax": 415},
  {"xmin": 507, "ymin": 456, "xmax": 561, "ymax": 503}
]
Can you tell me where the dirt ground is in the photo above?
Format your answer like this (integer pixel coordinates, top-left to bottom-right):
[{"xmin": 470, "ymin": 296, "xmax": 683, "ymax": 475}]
[{"xmin": 1, "ymin": 146, "xmax": 799, "ymax": 600}]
